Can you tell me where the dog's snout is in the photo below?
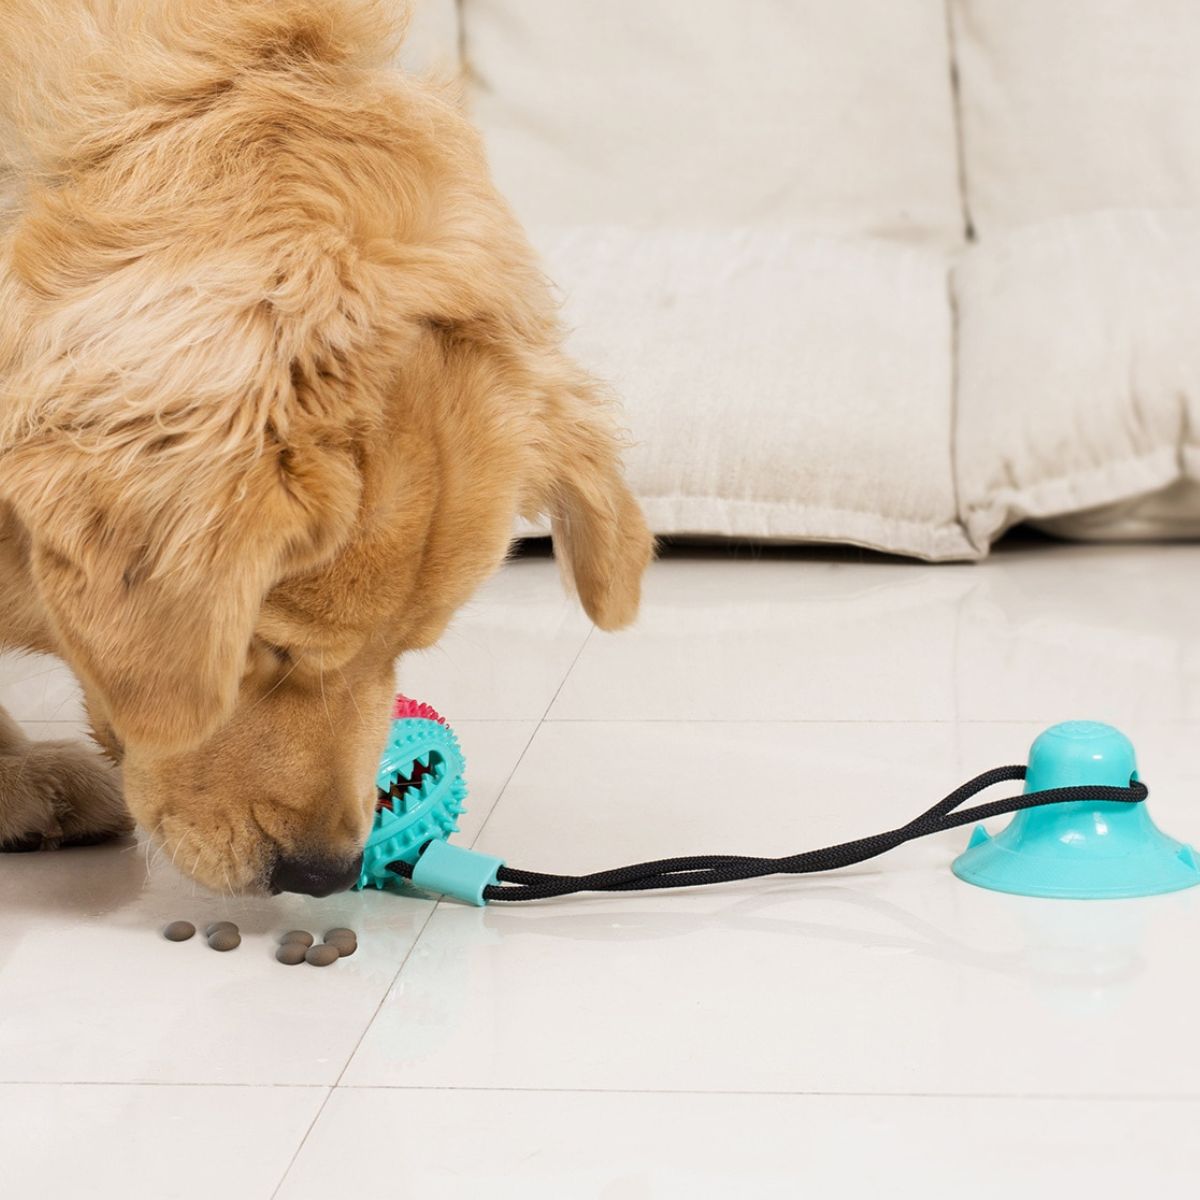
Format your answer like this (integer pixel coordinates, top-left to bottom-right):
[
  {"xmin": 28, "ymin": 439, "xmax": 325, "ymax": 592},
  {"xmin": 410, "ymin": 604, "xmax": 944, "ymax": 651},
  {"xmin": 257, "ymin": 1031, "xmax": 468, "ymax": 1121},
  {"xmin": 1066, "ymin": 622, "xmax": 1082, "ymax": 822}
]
[{"xmin": 269, "ymin": 852, "xmax": 364, "ymax": 897}]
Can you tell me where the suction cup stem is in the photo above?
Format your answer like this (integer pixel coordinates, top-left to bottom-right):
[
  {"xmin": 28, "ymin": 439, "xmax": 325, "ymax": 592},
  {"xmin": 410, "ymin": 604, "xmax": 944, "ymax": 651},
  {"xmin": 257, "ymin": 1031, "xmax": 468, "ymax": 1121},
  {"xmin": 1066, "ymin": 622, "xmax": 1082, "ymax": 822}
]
[{"xmin": 952, "ymin": 721, "xmax": 1200, "ymax": 899}]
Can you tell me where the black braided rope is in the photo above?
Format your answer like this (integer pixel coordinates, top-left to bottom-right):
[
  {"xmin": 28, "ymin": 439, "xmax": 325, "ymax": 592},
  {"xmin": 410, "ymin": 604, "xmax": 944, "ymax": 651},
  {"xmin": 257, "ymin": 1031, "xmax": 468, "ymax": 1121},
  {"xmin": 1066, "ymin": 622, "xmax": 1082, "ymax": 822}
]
[{"xmin": 386, "ymin": 765, "xmax": 1148, "ymax": 902}]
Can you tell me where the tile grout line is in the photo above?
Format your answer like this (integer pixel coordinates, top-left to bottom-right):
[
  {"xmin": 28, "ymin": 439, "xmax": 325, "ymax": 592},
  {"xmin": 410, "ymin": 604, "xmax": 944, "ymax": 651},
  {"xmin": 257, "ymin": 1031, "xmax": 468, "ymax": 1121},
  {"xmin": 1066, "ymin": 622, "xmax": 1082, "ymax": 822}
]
[
  {"xmin": 464, "ymin": 624, "xmax": 595, "ymax": 855},
  {"xmin": 268, "ymin": 625, "xmax": 595, "ymax": 1197},
  {"xmin": 461, "ymin": 720, "xmax": 544, "ymax": 852},
  {"xmin": 267, "ymin": 908, "xmax": 444, "ymax": 1195},
  {"xmin": 4, "ymin": 1080, "xmax": 1199, "ymax": 1103},
  {"xmin": 318, "ymin": 1084, "xmax": 1200, "ymax": 1103},
  {"xmin": 268, "ymin": 896, "xmax": 443, "ymax": 1199},
  {"xmin": 0, "ymin": 1080, "xmax": 328, "ymax": 1089},
  {"xmin": 267, "ymin": 1084, "xmax": 335, "ymax": 1200},
  {"xmin": 330, "ymin": 623, "xmax": 596, "ymax": 1078},
  {"xmin": 540, "ymin": 624, "xmax": 595, "ymax": 721}
]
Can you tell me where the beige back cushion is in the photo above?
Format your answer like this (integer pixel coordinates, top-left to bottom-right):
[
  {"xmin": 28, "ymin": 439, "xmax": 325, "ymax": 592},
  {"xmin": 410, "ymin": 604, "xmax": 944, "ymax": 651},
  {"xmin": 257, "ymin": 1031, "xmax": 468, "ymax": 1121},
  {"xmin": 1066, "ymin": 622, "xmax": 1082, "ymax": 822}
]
[{"xmin": 464, "ymin": 0, "xmax": 963, "ymax": 244}]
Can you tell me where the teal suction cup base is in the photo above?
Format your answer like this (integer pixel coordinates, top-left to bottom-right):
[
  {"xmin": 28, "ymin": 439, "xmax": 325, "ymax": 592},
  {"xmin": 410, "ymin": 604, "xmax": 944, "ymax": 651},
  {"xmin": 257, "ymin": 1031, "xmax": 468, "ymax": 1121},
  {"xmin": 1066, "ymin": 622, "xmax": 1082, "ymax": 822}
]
[
  {"xmin": 953, "ymin": 824, "xmax": 1200, "ymax": 899},
  {"xmin": 952, "ymin": 721, "xmax": 1200, "ymax": 900}
]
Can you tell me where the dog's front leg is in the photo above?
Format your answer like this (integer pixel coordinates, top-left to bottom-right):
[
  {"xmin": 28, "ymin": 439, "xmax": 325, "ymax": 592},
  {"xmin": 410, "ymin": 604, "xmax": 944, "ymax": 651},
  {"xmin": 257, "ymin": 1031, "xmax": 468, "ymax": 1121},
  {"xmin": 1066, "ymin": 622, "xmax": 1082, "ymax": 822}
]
[
  {"xmin": 0, "ymin": 508, "xmax": 134, "ymax": 850},
  {"xmin": 0, "ymin": 706, "xmax": 133, "ymax": 851}
]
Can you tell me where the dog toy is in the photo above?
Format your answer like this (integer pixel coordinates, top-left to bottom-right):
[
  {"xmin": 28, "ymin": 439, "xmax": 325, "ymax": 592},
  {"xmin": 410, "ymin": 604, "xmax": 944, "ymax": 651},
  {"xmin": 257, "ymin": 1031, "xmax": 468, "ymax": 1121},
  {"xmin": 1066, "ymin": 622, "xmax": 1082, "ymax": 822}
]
[
  {"xmin": 362, "ymin": 703, "xmax": 1198, "ymax": 905},
  {"xmin": 356, "ymin": 695, "xmax": 497, "ymax": 900}
]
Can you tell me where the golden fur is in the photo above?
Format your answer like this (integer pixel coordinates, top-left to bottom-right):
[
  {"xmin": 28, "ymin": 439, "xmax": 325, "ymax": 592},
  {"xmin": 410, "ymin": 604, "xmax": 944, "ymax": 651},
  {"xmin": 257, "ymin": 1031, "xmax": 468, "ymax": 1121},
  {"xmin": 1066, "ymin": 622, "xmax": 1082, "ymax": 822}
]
[{"xmin": 0, "ymin": 0, "xmax": 652, "ymax": 892}]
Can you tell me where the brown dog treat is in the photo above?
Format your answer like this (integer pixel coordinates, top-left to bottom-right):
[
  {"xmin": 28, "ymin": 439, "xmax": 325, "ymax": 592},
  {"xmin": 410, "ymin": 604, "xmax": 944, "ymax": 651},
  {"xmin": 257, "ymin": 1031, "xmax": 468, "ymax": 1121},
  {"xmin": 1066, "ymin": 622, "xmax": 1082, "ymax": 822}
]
[
  {"xmin": 324, "ymin": 936, "xmax": 357, "ymax": 958},
  {"xmin": 305, "ymin": 944, "xmax": 340, "ymax": 967},
  {"xmin": 163, "ymin": 921, "xmax": 195, "ymax": 942},
  {"xmin": 208, "ymin": 929, "xmax": 241, "ymax": 952},
  {"xmin": 280, "ymin": 930, "xmax": 314, "ymax": 948},
  {"xmin": 275, "ymin": 942, "xmax": 309, "ymax": 966},
  {"xmin": 205, "ymin": 921, "xmax": 238, "ymax": 938},
  {"xmin": 324, "ymin": 928, "xmax": 356, "ymax": 944}
]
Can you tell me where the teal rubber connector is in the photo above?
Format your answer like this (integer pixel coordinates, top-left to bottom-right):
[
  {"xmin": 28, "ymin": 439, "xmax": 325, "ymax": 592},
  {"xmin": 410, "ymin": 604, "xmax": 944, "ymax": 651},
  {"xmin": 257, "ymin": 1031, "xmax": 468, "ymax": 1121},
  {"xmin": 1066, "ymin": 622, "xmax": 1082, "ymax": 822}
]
[
  {"xmin": 953, "ymin": 720, "xmax": 1200, "ymax": 899},
  {"xmin": 410, "ymin": 839, "xmax": 504, "ymax": 906}
]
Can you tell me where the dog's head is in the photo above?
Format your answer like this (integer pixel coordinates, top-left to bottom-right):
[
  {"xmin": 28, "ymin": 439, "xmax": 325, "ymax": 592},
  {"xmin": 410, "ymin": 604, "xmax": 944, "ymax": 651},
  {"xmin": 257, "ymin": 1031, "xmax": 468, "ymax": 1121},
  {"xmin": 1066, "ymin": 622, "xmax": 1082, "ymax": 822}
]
[
  {"xmin": 0, "ymin": 7, "xmax": 653, "ymax": 893},
  {"xmin": 3, "ymin": 312, "xmax": 651, "ymax": 894}
]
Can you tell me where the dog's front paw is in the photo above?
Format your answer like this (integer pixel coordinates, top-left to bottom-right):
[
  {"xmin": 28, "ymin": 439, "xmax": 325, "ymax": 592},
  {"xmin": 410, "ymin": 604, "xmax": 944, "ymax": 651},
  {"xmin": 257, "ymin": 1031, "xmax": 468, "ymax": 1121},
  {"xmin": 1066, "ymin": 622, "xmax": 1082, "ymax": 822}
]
[{"xmin": 0, "ymin": 733, "xmax": 133, "ymax": 852}]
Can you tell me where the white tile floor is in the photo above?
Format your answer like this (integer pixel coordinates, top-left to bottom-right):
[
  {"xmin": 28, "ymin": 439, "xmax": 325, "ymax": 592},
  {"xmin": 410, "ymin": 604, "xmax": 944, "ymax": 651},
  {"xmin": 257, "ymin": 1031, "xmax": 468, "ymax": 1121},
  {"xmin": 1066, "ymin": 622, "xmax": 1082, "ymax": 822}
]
[{"xmin": 3, "ymin": 541, "xmax": 1200, "ymax": 1198}]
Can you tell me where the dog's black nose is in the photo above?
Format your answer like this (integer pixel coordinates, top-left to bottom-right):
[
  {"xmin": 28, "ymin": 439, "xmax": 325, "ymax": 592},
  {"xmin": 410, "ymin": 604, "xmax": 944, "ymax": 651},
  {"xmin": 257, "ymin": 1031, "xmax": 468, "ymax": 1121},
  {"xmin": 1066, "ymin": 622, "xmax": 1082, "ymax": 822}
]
[{"xmin": 269, "ymin": 852, "xmax": 363, "ymax": 897}]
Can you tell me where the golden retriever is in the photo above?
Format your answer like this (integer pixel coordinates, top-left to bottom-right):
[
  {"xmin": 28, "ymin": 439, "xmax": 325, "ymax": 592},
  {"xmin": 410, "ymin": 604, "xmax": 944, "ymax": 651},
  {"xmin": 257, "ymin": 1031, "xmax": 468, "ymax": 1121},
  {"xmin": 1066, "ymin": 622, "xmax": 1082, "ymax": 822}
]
[{"xmin": 0, "ymin": 0, "xmax": 651, "ymax": 895}]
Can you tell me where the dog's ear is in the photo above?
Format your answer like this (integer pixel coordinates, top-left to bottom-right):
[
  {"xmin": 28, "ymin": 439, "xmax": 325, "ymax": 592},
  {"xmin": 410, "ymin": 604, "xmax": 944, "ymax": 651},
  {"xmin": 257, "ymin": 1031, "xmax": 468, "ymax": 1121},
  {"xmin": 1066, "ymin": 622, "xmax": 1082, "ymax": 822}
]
[
  {"xmin": 3, "ymin": 439, "xmax": 360, "ymax": 753},
  {"xmin": 530, "ymin": 376, "xmax": 654, "ymax": 631}
]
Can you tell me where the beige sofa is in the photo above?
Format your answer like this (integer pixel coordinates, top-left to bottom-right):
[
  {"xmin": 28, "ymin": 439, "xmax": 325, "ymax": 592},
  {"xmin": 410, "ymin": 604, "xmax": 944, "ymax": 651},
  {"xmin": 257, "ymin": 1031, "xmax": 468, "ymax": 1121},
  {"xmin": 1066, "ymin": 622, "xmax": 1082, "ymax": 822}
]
[{"xmin": 397, "ymin": 1, "xmax": 1200, "ymax": 559}]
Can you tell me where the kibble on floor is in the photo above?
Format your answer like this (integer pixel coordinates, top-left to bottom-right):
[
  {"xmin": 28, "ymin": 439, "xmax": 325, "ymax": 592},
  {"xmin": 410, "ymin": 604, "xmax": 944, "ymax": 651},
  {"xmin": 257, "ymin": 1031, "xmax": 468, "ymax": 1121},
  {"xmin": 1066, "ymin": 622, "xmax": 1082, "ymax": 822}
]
[
  {"xmin": 324, "ymin": 935, "xmax": 357, "ymax": 958},
  {"xmin": 207, "ymin": 929, "xmax": 241, "ymax": 952},
  {"xmin": 305, "ymin": 944, "xmax": 340, "ymax": 967},
  {"xmin": 205, "ymin": 921, "xmax": 238, "ymax": 939},
  {"xmin": 162, "ymin": 921, "xmax": 195, "ymax": 942},
  {"xmin": 280, "ymin": 930, "xmax": 314, "ymax": 948},
  {"xmin": 275, "ymin": 942, "xmax": 309, "ymax": 966}
]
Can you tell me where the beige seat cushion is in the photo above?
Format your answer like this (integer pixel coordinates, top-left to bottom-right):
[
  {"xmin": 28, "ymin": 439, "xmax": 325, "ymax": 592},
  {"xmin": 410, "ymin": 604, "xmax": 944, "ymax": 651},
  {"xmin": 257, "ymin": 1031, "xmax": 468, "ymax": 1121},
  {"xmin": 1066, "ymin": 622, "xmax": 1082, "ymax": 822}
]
[
  {"xmin": 955, "ymin": 210, "xmax": 1200, "ymax": 548},
  {"xmin": 520, "ymin": 226, "xmax": 971, "ymax": 560}
]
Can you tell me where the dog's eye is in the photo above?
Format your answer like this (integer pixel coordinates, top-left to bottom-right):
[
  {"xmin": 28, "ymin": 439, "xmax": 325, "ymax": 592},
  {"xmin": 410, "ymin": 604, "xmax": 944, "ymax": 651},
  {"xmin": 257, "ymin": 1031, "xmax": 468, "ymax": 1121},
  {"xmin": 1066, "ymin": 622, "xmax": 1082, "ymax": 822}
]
[{"xmin": 258, "ymin": 639, "xmax": 292, "ymax": 666}]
